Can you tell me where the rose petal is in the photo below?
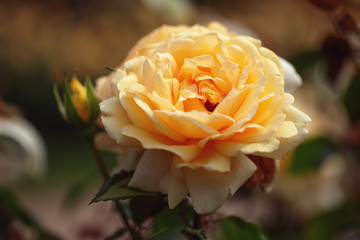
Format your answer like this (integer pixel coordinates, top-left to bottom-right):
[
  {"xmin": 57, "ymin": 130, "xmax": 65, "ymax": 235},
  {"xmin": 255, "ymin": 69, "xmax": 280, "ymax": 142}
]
[
  {"xmin": 280, "ymin": 57, "xmax": 303, "ymax": 93},
  {"xmin": 183, "ymin": 152, "xmax": 256, "ymax": 214},
  {"xmin": 122, "ymin": 125, "xmax": 201, "ymax": 161},
  {"xmin": 100, "ymin": 97, "xmax": 140, "ymax": 147}
]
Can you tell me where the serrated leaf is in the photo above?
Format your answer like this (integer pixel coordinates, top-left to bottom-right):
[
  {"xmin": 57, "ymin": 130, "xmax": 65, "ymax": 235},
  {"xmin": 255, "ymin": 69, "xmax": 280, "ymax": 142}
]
[
  {"xmin": 344, "ymin": 73, "xmax": 360, "ymax": 122},
  {"xmin": 220, "ymin": 216, "xmax": 268, "ymax": 240},
  {"xmin": 290, "ymin": 136, "xmax": 338, "ymax": 174},
  {"xmin": 63, "ymin": 79, "xmax": 86, "ymax": 127},
  {"xmin": 90, "ymin": 171, "xmax": 160, "ymax": 204},
  {"xmin": 85, "ymin": 76, "xmax": 99, "ymax": 123},
  {"xmin": 183, "ymin": 228, "xmax": 208, "ymax": 240},
  {"xmin": 130, "ymin": 196, "xmax": 165, "ymax": 226}
]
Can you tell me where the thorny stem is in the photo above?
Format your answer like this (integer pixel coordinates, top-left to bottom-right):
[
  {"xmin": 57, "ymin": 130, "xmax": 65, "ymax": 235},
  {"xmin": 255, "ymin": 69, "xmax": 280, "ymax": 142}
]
[{"xmin": 88, "ymin": 137, "xmax": 140, "ymax": 240}]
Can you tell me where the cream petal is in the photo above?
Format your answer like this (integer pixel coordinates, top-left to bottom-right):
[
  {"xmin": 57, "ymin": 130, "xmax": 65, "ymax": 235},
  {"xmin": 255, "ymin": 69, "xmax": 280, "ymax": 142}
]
[
  {"xmin": 153, "ymin": 71, "xmax": 173, "ymax": 102},
  {"xmin": 142, "ymin": 58, "xmax": 157, "ymax": 92},
  {"xmin": 280, "ymin": 57, "xmax": 303, "ymax": 93},
  {"xmin": 117, "ymin": 147, "xmax": 144, "ymax": 171},
  {"xmin": 128, "ymin": 149, "xmax": 173, "ymax": 193},
  {"xmin": 100, "ymin": 97, "xmax": 140, "ymax": 147},
  {"xmin": 94, "ymin": 132, "xmax": 124, "ymax": 152},
  {"xmin": 95, "ymin": 75, "xmax": 113, "ymax": 100},
  {"xmin": 184, "ymin": 167, "xmax": 229, "ymax": 214},
  {"xmin": 122, "ymin": 125, "xmax": 201, "ymax": 161},
  {"xmin": 184, "ymin": 152, "xmax": 256, "ymax": 214},
  {"xmin": 253, "ymin": 105, "xmax": 311, "ymax": 159},
  {"xmin": 177, "ymin": 143, "xmax": 231, "ymax": 172},
  {"xmin": 168, "ymin": 158, "xmax": 189, "ymax": 209},
  {"xmin": 117, "ymin": 73, "xmax": 138, "ymax": 93}
]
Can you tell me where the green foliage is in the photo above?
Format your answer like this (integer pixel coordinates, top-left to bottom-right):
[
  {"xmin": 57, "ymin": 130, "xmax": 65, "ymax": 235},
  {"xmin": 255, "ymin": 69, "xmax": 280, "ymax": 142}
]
[
  {"xmin": 344, "ymin": 73, "xmax": 360, "ymax": 122},
  {"xmin": 304, "ymin": 201, "xmax": 360, "ymax": 240},
  {"xmin": 220, "ymin": 216, "xmax": 269, "ymax": 240},
  {"xmin": 290, "ymin": 136, "xmax": 338, "ymax": 174},
  {"xmin": 183, "ymin": 228, "xmax": 208, "ymax": 240},
  {"xmin": 90, "ymin": 171, "xmax": 160, "ymax": 204},
  {"xmin": 290, "ymin": 49, "xmax": 323, "ymax": 75},
  {"xmin": 149, "ymin": 202, "xmax": 195, "ymax": 239},
  {"xmin": 84, "ymin": 75, "xmax": 100, "ymax": 123},
  {"xmin": 130, "ymin": 196, "xmax": 166, "ymax": 226}
]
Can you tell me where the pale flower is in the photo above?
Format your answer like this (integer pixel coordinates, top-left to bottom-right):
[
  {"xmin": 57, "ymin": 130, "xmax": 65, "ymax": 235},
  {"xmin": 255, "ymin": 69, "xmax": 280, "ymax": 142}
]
[{"xmin": 98, "ymin": 22, "xmax": 310, "ymax": 213}]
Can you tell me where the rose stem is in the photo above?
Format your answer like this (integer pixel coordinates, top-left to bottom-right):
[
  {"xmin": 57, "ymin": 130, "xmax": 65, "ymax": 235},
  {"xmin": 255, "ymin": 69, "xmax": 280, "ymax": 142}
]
[
  {"xmin": 89, "ymin": 138, "xmax": 140, "ymax": 240},
  {"xmin": 193, "ymin": 212, "xmax": 205, "ymax": 230}
]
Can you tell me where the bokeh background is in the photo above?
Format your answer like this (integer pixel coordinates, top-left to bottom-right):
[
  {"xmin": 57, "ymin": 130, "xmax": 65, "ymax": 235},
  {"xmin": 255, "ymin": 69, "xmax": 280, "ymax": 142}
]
[{"xmin": 1, "ymin": 0, "xmax": 360, "ymax": 239}]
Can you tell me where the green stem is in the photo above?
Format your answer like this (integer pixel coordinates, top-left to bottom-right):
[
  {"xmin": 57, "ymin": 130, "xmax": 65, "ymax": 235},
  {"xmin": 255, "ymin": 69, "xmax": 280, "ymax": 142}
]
[{"xmin": 88, "ymin": 136, "xmax": 140, "ymax": 240}]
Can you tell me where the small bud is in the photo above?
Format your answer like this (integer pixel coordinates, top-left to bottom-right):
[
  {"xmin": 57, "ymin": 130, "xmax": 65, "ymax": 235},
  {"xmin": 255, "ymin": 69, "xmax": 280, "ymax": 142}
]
[{"xmin": 54, "ymin": 73, "xmax": 99, "ymax": 129}]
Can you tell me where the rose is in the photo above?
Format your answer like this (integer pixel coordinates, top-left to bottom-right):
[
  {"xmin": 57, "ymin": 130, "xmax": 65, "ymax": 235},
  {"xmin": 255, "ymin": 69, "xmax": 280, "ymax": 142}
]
[{"xmin": 98, "ymin": 22, "xmax": 310, "ymax": 214}]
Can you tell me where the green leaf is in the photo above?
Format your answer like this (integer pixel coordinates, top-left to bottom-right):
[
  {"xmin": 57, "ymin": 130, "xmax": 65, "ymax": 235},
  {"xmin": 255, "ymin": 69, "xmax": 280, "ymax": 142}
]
[
  {"xmin": 290, "ymin": 136, "xmax": 338, "ymax": 174},
  {"xmin": 85, "ymin": 76, "xmax": 99, "ymax": 123},
  {"xmin": 220, "ymin": 216, "xmax": 268, "ymax": 240},
  {"xmin": 90, "ymin": 171, "xmax": 160, "ymax": 204},
  {"xmin": 290, "ymin": 49, "xmax": 323, "ymax": 75},
  {"xmin": 53, "ymin": 83, "xmax": 66, "ymax": 121},
  {"xmin": 183, "ymin": 228, "xmax": 208, "ymax": 240},
  {"xmin": 63, "ymin": 79, "xmax": 86, "ymax": 127},
  {"xmin": 150, "ymin": 202, "xmax": 194, "ymax": 239},
  {"xmin": 304, "ymin": 201, "xmax": 360, "ymax": 240},
  {"xmin": 343, "ymin": 73, "xmax": 360, "ymax": 122},
  {"xmin": 105, "ymin": 228, "xmax": 126, "ymax": 240},
  {"xmin": 130, "ymin": 196, "xmax": 165, "ymax": 226}
]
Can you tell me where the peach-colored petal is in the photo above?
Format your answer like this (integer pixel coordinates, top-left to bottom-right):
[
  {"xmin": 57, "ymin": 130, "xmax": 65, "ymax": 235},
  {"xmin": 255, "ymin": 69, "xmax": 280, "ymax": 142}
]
[
  {"xmin": 183, "ymin": 152, "xmax": 256, "ymax": 213},
  {"xmin": 154, "ymin": 110, "xmax": 219, "ymax": 138},
  {"xmin": 177, "ymin": 142, "xmax": 231, "ymax": 172},
  {"xmin": 100, "ymin": 97, "xmax": 140, "ymax": 147},
  {"xmin": 122, "ymin": 125, "xmax": 201, "ymax": 161}
]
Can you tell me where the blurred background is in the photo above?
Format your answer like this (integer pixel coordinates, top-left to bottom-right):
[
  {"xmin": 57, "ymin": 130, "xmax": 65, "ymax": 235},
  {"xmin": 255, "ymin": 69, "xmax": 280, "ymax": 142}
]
[{"xmin": 1, "ymin": 0, "xmax": 360, "ymax": 239}]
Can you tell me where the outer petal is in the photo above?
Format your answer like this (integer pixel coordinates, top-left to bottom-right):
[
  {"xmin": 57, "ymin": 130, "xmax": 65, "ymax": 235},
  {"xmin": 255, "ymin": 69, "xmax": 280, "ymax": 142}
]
[
  {"xmin": 100, "ymin": 97, "xmax": 141, "ymax": 147},
  {"xmin": 280, "ymin": 57, "xmax": 302, "ymax": 93},
  {"xmin": 253, "ymin": 105, "xmax": 311, "ymax": 159},
  {"xmin": 183, "ymin": 152, "xmax": 257, "ymax": 214},
  {"xmin": 128, "ymin": 149, "xmax": 188, "ymax": 208},
  {"xmin": 122, "ymin": 125, "xmax": 201, "ymax": 161}
]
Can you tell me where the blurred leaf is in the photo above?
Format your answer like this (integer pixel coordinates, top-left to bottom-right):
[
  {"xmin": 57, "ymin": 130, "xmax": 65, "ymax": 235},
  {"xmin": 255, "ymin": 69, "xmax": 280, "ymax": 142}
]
[
  {"xmin": 0, "ymin": 187, "xmax": 60, "ymax": 239},
  {"xmin": 290, "ymin": 49, "xmax": 323, "ymax": 75},
  {"xmin": 304, "ymin": 201, "xmax": 360, "ymax": 240},
  {"xmin": 220, "ymin": 216, "xmax": 268, "ymax": 240},
  {"xmin": 183, "ymin": 228, "xmax": 208, "ymax": 240},
  {"xmin": 85, "ymin": 76, "xmax": 99, "ymax": 123},
  {"xmin": 344, "ymin": 74, "xmax": 360, "ymax": 122},
  {"xmin": 53, "ymin": 83, "xmax": 66, "ymax": 121},
  {"xmin": 90, "ymin": 171, "xmax": 160, "ymax": 204},
  {"xmin": 105, "ymin": 228, "xmax": 126, "ymax": 240},
  {"xmin": 130, "ymin": 196, "xmax": 165, "ymax": 226},
  {"xmin": 290, "ymin": 136, "xmax": 337, "ymax": 174}
]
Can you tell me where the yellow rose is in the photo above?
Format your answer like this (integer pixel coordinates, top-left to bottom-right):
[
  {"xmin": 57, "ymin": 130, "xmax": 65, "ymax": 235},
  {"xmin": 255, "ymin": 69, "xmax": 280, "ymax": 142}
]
[{"xmin": 99, "ymin": 22, "xmax": 310, "ymax": 213}]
